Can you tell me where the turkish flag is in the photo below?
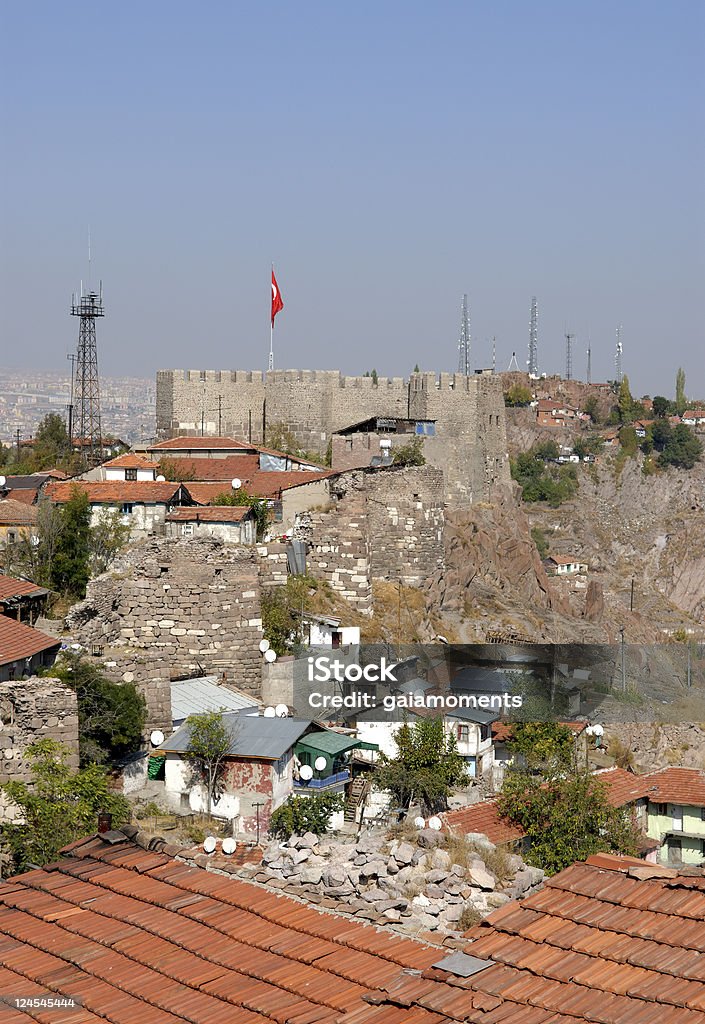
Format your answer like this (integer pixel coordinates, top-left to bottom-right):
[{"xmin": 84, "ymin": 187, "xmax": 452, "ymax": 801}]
[{"xmin": 271, "ymin": 268, "xmax": 284, "ymax": 326}]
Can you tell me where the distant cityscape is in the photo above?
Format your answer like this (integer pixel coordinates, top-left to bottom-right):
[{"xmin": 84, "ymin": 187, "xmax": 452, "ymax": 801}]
[{"xmin": 0, "ymin": 367, "xmax": 156, "ymax": 447}]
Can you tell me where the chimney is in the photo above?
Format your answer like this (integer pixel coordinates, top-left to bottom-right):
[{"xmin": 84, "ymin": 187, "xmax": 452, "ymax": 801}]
[{"xmin": 97, "ymin": 812, "xmax": 112, "ymax": 834}]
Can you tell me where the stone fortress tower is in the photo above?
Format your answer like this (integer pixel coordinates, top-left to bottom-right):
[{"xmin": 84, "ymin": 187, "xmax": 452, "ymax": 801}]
[{"xmin": 156, "ymin": 369, "xmax": 510, "ymax": 504}]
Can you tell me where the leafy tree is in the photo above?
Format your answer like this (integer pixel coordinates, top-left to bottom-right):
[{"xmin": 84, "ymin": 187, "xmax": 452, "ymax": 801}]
[
  {"xmin": 497, "ymin": 761, "xmax": 640, "ymax": 875},
  {"xmin": 374, "ymin": 717, "xmax": 469, "ymax": 815},
  {"xmin": 617, "ymin": 376, "xmax": 644, "ymax": 424},
  {"xmin": 651, "ymin": 418, "xmax": 672, "ymax": 451},
  {"xmin": 505, "ymin": 721, "xmax": 575, "ymax": 772},
  {"xmin": 675, "ymin": 367, "xmax": 687, "ymax": 416},
  {"xmin": 533, "ymin": 440, "xmax": 560, "ymax": 461},
  {"xmin": 90, "ymin": 509, "xmax": 131, "ymax": 575},
  {"xmin": 269, "ymin": 792, "xmax": 344, "ymax": 840},
  {"xmin": 260, "ymin": 574, "xmax": 322, "ymax": 655},
  {"xmin": 183, "ymin": 711, "xmax": 232, "ymax": 814},
  {"xmin": 50, "ymin": 486, "xmax": 92, "ymax": 598},
  {"xmin": 659, "ymin": 423, "xmax": 703, "ymax": 470},
  {"xmin": 2, "ymin": 498, "xmax": 63, "ymax": 587},
  {"xmin": 157, "ymin": 457, "xmax": 195, "ymax": 482},
  {"xmin": 53, "ymin": 653, "xmax": 147, "ymax": 765},
  {"xmin": 511, "ymin": 447, "xmax": 578, "ymax": 507},
  {"xmin": 652, "ymin": 395, "xmax": 671, "ymax": 418},
  {"xmin": 32, "ymin": 413, "xmax": 72, "ymax": 468},
  {"xmin": 1, "ymin": 739, "xmax": 129, "ymax": 871},
  {"xmin": 618, "ymin": 425, "xmax": 638, "ymax": 457},
  {"xmin": 391, "ymin": 437, "xmax": 426, "ymax": 467},
  {"xmin": 413, "ymin": 363, "xmax": 420, "ymax": 373},
  {"xmin": 582, "ymin": 395, "xmax": 599, "ymax": 423},
  {"xmin": 504, "ymin": 383, "xmax": 533, "ymax": 407},
  {"xmin": 212, "ymin": 487, "xmax": 269, "ymax": 540},
  {"xmin": 371, "ymin": 368, "xmax": 378, "ymax": 384}
]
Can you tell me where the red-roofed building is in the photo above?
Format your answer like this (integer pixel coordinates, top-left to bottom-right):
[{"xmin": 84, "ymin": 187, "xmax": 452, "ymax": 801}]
[
  {"xmin": 0, "ymin": 615, "xmax": 60, "ymax": 681},
  {"xmin": 45, "ymin": 481, "xmax": 190, "ymax": 540},
  {"xmin": 146, "ymin": 435, "xmax": 258, "ymax": 457},
  {"xmin": 165, "ymin": 505, "xmax": 256, "ymax": 544},
  {"xmin": 0, "ymin": 573, "xmax": 49, "ymax": 624},
  {"xmin": 0, "ymin": 498, "xmax": 38, "ymax": 548},
  {"xmin": 682, "ymin": 408, "xmax": 705, "ymax": 426},
  {"xmin": 102, "ymin": 452, "xmax": 160, "ymax": 481}
]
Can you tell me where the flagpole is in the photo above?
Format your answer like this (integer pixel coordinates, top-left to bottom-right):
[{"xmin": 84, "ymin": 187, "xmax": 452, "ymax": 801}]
[{"xmin": 269, "ymin": 263, "xmax": 274, "ymax": 372}]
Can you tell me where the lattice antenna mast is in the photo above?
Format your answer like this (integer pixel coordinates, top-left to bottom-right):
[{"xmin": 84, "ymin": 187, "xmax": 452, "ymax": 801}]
[
  {"xmin": 528, "ymin": 296, "xmax": 539, "ymax": 376},
  {"xmin": 564, "ymin": 332, "xmax": 574, "ymax": 380},
  {"xmin": 70, "ymin": 282, "xmax": 103, "ymax": 468},
  {"xmin": 457, "ymin": 294, "xmax": 471, "ymax": 375},
  {"xmin": 586, "ymin": 339, "xmax": 592, "ymax": 384},
  {"xmin": 615, "ymin": 324, "xmax": 623, "ymax": 384}
]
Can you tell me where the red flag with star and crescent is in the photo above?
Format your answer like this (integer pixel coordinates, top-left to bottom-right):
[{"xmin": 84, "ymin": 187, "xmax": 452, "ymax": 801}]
[{"xmin": 271, "ymin": 268, "xmax": 284, "ymax": 327}]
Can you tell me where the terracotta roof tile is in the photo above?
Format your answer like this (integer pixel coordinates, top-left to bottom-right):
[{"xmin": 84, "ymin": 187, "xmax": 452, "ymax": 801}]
[
  {"xmin": 149, "ymin": 435, "xmax": 258, "ymax": 451},
  {"xmin": 3, "ymin": 488, "xmax": 38, "ymax": 506},
  {"xmin": 46, "ymin": 481, "xmax": 183, "ymax": 504},
  {"xmin": 441, "ymin": 801, "xmax": 525, "ymax": 845},
  {"xmin": 0, "ymin": 573, "xmax": 47, "ymax": 602},
  {"xmin": 103, "ymin": 453, "xmax": 159, "ymax": 469},
  {"xmin": 185, "ymin": 471, "xmax": 338, "ymax": 503},
  {"xmin": 491, "ymin": 721, "xmax": 587, "ymax": 743},
  {"xmin": 166, "ymin": 506, "xmax": 252, "ymax": 523},
  {"xmin": 0, "ymin": 616, "xmax": 60, "ymax": 665},
  {"xmin": 0, "ymin": 499, "xmax": 37, "ymax": 525},
  {"xmin": 156, "ymin": 455, "xmax": 260, "ymax": 481}
]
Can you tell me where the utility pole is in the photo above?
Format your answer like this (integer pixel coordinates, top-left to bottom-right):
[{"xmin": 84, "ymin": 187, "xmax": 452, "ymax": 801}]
[
  {"xmin": 619, "ymin": 627, "xmax": 626, "ymax": 692},
  {"xmin": 528, "ymin": 297, "xmax": 539, "ymax": 376},
  {"xmin": 630, "ymin": 577, "xmax": 635, "ymax": 612},
  {"xmin": 218, "ymin": 395, "xmax": 222, "ymax": 436},
  {"xmin": 615, "ymin": 325, "xmax": 623, "ymax": 385},
  {"xmin": 586, "ymin": 342, "xmax": 592, "ymax": 385},
  {"xmin": 15, "ymin": 428, "xmax": 20, "ymax": 461}
]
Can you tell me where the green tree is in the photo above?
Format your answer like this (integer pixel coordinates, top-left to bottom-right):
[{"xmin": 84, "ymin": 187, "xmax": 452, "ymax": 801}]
[
  {"xmin": 530, "ymin": 526, "xmax": 549, "ymax": 559},
  {"xmin": 50, "ymin": 486, "xmax": 92, "ymax": 597},
  {"xmin": 652, "ymin": 395, "xmax": 671, "ymax": 418},
  {"xmin": 157, "ymin": 457, "xmax": 195, "ymax": 482},
  {"xmin": 660, "ymin": 423, "xmax": 703, "ymax": 470},
  {"xmin": 533, "ymin": 440, "xmax": 560, "ymax": 461},
  {"xmin": 371, "ymin": 368, "xmax": 378, "ymax": 384},
  {"xmin": 413, "ymin": 363, "xmax": 420, "ymax": 373},
  {"xmin": 618, "ymin": 425, "xmax": 638, "ymax": 457},
  {"xmin": 675, "ymin": 367, "xmax": 687, "ymax": 416},
  {"xmin": 212, "ymin": 487, "xmax": 270, "ymax": 540},
  {"xmin": 504, "ymin": 383, "xmax": 533, "ymax": 407},
  {"xmin": 260, "ymin": 574, "xmax": 322, "ymax": 655},
  {"xmin": 90, "ymin": 509, "xmax": 131, "ymax": 575},
  {"xmin": 1, "ymin": 739, "xmax": 129, "ymax": 872},
  {"xmin": 497, "ymin": 762, "xmax": 640, "ymax": 876},
  {"xmin": 582, "ymin": 395, "xmax": 599, "ymax": 423},
  {"xmin": 269, "ymin": 792, "xmax": 344, "ymax": 840},
  {"xmin": 505, "ymin": 721, "xmax": 575, "ymax": 772},
  {"xmin": 391, "ymin": 437, "xmax": 426, "ymax": 467},
  {"xmin": 617, "ymin": 376, "xmax": 639, "ymax": 423},
  {"xmin": 2, "ymin": 498, "xmax": 63, "ymax": 587},
  {"xmin": 32, "ymin": 413, "xmax": 72, "ymax": 469},
  {"xmin": 53, "ymin": 653, "xmax": 147, "ymax": 765},
  {"xmin": 183, "ymin": 711, "xmax": 232, "ymax": 814},
  {"xmin": 651, "ymin": 418, "xmax": 672, "ymax": 451},
  {"xmin": 511, "ymin": 446, "xmax": 578, "ymax": 507},
  {"xmin": 374, "ymin": 717, "xmax": 469, "ymax": 815}
]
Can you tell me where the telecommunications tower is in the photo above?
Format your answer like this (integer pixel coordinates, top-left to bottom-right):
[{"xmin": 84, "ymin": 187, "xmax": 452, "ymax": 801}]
[
  {"xmin": 70, "ymin": 284, "xmax": 104, "ymax": 468},
  {"xmin": 586, "ymin": 341, "xmax": 592, "ymax": 385},
  {"xmin": 457, "ymin": 294, "xmax": 471, "ymax": 375},
  {"xmin": 528, "ymin": 296, "xmax": 539, "ymax": 376},
  {"xmin": 615, "ymin": 324, "xmax": 623, "ymax": 385},
  {"xmin": 564, "ymin": 332, "xmax": 574, "ymax": 380}
]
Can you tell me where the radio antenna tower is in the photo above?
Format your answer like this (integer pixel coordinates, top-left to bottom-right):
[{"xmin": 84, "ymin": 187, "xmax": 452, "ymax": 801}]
[
  {"xmin": 564, "ymin": 331, "xmax": 574, "ymax": 380},
  {"xmin": 528, "ymin": 296, "xmax": 539, "ymax": 376},
  {"xmin": 615, "ymin": 324, "xmax": 623, "ymax": 384},
  {"xmin": 507, "ymin": 351, "xmax": 519, "ymax": 371},
  {"xmin": 70, "ymin": 282, "xmax": 104, "ymax": 468},
  {"xmin": 457, "ymin": 294, "xmax": 471, "ymax": 375},
  {"xmin": 586, "ymin": 339, "xmax": 592, "ymax": 384}
]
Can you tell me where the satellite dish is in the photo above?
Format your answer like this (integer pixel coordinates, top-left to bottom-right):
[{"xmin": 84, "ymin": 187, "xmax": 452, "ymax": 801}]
[
  {"xmin": 203, "ymin": 836, "xmax": 217, "ymax": 854},
  {"xmin": 263, "ymin": 706, "xmax": 276, "ymax": 718},
  {"xmin": 150, "ymin": 730, "xmax": 164, "ymax": 747},
  {"xmin": 259, "ymin": 639, "xmax": 270, "ymax": 653},
  {"xmin": 30, "ymin": 535, "xmax": 40, "ymax": 547},
  {"xmin": 264, "ymin": 649, "xmax": 277, "ymax": 663},
  {"xmin": 427, "ymin": 816, "xmax": 442, "ymax": 831},
  {"xmin": 156, "ymin": 474, "xmax": 166, "ymax": 482},
  {"xmin": 0, "ymin": 476, "xmax": 5, "ymax": 487},
  {"xmin": 275, "ymin": 703, "xmax": 289, "ymax": 718},
  {"xmin": 299, "ymin": 764, "xmax": 313, "ymax": 781},
  {"xmin": 593, "ymin": 724, "xmax": 604, "ymax": 736},
  {"xmin": 222, "ymin": 837, "xmax": 237, "ymax": 855},
  {"xmin": 70, "ymin": 643, "xmax": 82, "ymax": 651},
  {"xmin": 414, "ymin": 816, "xmax": 426, "ymax": 829},
  {"xmin": 314, "ymin": 756, "xmax": 327, "ymax": 772},
  {"xmin": 231, "ymin": 478, "xmax": 242, "ymax": 490}
]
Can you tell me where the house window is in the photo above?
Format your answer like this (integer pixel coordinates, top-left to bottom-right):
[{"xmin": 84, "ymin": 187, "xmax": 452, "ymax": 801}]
[
  {"xmin": 480, "ymin": 723, "xmax": 491, "ymax": 742},
  {"xmin": 121, "ymin": 503, "xmax": 134, "ymax": 514},
  {"xmin": 656, "ymin": 803, "xmax": 667, "ymax": 816},
  {"xmin": 125, "ymin": 468, "xmax": 137, "ymax": 481},
  {"xmin": 181, "ymin": 524, "xmax": 194, "ymax": 536},
  {"xmin": 7, "ymin": 531, "xmax": 16, "ymax": 543},
  {"xmin": 701, "ymin": 806, "xmax": 705, "ymax": 822},
  {"xmin": 457, "ymin": 725, "xmax": 469, "ymax": 742}
]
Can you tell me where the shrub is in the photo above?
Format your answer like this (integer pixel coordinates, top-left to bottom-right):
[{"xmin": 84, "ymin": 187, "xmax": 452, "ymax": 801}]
[{"xmin": 268, "ymin": 792, "xmax": 344, "ymax": 840}]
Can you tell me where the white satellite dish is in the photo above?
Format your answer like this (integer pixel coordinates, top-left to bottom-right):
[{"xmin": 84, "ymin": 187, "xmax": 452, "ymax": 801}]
[
  {"xmin": 427, "ymin": 816, "xmax": 442, "ymax": 831},
  {"xmin": 275, "ymin": 703, "xmax": 289, "ymax": 718},
  {"xmin": 264, "ymin": 649, "xmax": 277, "ymax": 663},
  {"xmin": 0, "ymin": 476, "xmax": 5, "ymax": 488},
  {"xmin": 299, "ymin": 764, "xmax": 313, "ymax": 781},
  {"xmin": 231, "ymin": 478, "xmax": 242, "ymax": 490},
  {"xmin": 150, "ymin": 730, "xmax": 164, "ymax": 747},
  {"xmin": 593, "ymin": 723, "xmax": 604, "ymax": 736},
  {"xmin": 414, "ymin": 816, "xmax": 426, "ymax": 829},
  {"xmin": 203, "ymin": 836, "xmax": 217, "ymax": 854},
  {"xmin": 222, "ymin": 837, "xmax": 237, "ymax": 855},
  {"xmin": 156, "ymin": 474, "xmax": 166, "ymax": 482},
  {"xmin": 30, "ymin": 535, "xmax": 40, "ymax": 547},
  {"xmin": 314, "ymin": 756, "xmax": 327, "ymax": 772},
  {"xmin": 263, "ymin": 706, "xmax": 276, "ymax": 718},
  {"xmin": 259, "ymin": 638, "xmax": 271, "ymax": 653},
  {"xmin": 70, "ymin": 643, "xmax": 82, "ymax": 651}
]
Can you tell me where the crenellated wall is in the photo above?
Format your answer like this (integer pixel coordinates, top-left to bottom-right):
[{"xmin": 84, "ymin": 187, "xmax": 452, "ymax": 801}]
[{"xmin": 157, "ymin": 368, "xmax": 510, "ymax": 504}]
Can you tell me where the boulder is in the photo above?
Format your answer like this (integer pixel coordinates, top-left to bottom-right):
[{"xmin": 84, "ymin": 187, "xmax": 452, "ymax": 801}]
[
  {"xmin": 299, "ymin": 866, "xmax": 323, "ymax": 885},
  {"xmin": 425, "ymin": 869, "xmax": 449, "ymax": 883},
  {"xmin": 394, "ymin": 842, "xmax": 415, "ymax": 865},
  {"xmin": 289, "ymin": 848, "xmax": 310, "ymax": 865},
  {"xmin": 299, "ymin": 831, "xmax": 320, "ymax": 849},
  {"xmin": 363, "ymin": 887, "xmax": 389, "ymax": 903},
  {"xmin": 417, "ymin": 828, "xmax": 443, "ymax": 849},
  {"xmin": 411, "ymin": 893, "xmax": 431, "ymax": 908},
  {"xmin": 323, "ymin": 866, "xmax": 347, "ymax": 888},
  {"xmin": 430, "ymin": 849, "xmax": 452, "ymax": 871},
  {"xmin": 468, "ymin": 866, "xmax": 496, "ymax": 891}
]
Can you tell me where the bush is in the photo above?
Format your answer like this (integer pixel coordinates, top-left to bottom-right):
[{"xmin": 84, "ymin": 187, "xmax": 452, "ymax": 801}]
[
  {"xmin": 458, "ymin": 905, "xmax": 484, "ymax": 931},
  {"xmin": 392, "ymin": 437, "xmax": 426, "ymax": 467},
  {"xmin": 504, "ymin": 384, "xmax": 533, "ymax": 407},
  {"xmin": 530, "ymin": 526, "xmax": 549, "ymax": 559},
  {"xmin": 269, "ymin": 792, "xmax": 344, "ymax": 840}
]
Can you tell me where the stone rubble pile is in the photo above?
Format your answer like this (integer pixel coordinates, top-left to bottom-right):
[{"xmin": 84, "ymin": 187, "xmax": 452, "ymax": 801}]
[{"xmin": 237, "ymin": 826, "xmax": 545, "ymax": 938}]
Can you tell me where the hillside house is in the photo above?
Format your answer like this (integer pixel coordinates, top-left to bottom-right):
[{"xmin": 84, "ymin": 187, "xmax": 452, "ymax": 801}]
[
  {"xmin": 0, "ymin": 573, "xmax": 49, "ymax": 624},
  {"xmin": 641, "ymin": 767, "xmax": 705, "ymax": 866},
  {"xmin": 0, "ymin": 616, "xmax": 61, "ymax": 682},
  {"xmin": 543, "ymin": 555, "xmax": 588, "ymax": 575},
  {"xmin": 0, "ymin": 498, "xmax": 37, "ymax": 548},
  {"xmin": 682, "ymin": 408, "xmax": 705, "ymax": 427},
  {"xmin": 45, "ymin": 480, "xmax": 190, "ymax": 539},
  {"xmin": 331, "ymin": 416, "xmax": 436, "ymax": 471},
  {"xmin": 536, "ymin": 399, "xmax": 579, "ymax": 427},
  {"xmin": 164, "ymin": 505, "xmax": 256, "ymax": 544},
  {"xmin": 100, "ymin": 453, "xmax": 159, "ymax": 481},
  {"xmin": 301, "ymin": 612, "xmax": 360, "ymax": 648}
]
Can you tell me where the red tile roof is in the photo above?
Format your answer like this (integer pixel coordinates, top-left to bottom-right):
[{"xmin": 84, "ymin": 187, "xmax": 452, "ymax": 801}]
[
  {"xmin": 0, "ymin": 616, "xmax": 60, "ymax": 665},
  {"xmin": 103, "ymin": 453, "xmax": 159, "ymax": 469},
  {"xmin": 349, "ymin": 855, "xmax": 705, "ymax": 1024},
  {"xmin": 492, "ymin": 720, "xmax": 587, "ymax": 744},
  {"xmin": 159, "ymin": 454, "xmax": 260, "ymax": 481},
  {"xmin": 683, "ymin": 409, "xmax": 705, "ymax": 419},
  {"xmin": 3, "ymin": 488, "xmax": 39, "ymax": 506},
  {"xmin": 166, "ymin": 506, "xmax": 252, "ymax": 523},
  {"xmin": 0, "ymin": 498, "xmax": 38, "ymax": 525},
  {"xmin": 186, "ymin": 471, "xmax": 337, "ymax": 503},
  {"xmin": 592, "ymin": 767, "xmax": 653, "ymax": 807},
  {"xmin": 0, "ymin": 833, "xmax": 441, "ymax": 1024},
  {"xmin": 46, "ymin": 481, "xmax": 182, "ymax": 504},
  {"xmin": 641, "ymin": 767, "xmax": 705, "ymax": 808},
  {"xmin": 442, "ymin": 800, "xmax": 525, "ymax": 845},
  {"xmin": 149, "ymin": 435, "xmax": 258, "ymax": 451},
  {"xmin": 0, "ymin": 573, "xmax": 47, "ymax": 602}
]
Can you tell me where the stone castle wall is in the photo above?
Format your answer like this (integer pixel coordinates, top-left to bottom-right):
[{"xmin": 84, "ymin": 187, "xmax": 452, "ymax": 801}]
[
  {"xmin": 156, "ymin": 369, "xmax": 510, "ymax": 504},
  {"xmin": 0, "ymin": 677, "xmax": 79, "ymax": 822}
]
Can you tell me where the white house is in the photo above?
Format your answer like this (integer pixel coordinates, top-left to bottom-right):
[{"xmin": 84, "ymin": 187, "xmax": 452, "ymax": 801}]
[
  {"xmin": 543, "ymin": 556, "xmax": 588, "ymax": 576},
  {"xmin": 165, "ymin": 505, "xmax": 256, "ymax": 544},
  {"xmin": 45, "ymin": 481, "xmax": 188, "ymax": 539},
  {"xmin": 101, "ymin": 453, "xmax": 159, "ymax": 482},
  {"xmin": 682, "ymin": 409, "xmax": 705, "ymax": 427},
  {"xmin": 302, "ymin": 613, "xmax": 360, "ymax": 648}
]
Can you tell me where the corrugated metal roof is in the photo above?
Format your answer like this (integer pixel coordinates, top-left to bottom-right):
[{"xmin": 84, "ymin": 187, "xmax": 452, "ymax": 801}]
[
  {"xmin": 171, "ymin": 676, "xmax": 260, "ymax": 723},
  {"xmin": 158, "ymin": 710, "xmax": 315, "ymax": 760}
]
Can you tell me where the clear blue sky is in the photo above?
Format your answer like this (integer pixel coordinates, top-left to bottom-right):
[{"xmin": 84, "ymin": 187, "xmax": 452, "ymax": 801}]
[{"xmin": 1, "ymin": 1, "xmax": 703, "ymax": 398}]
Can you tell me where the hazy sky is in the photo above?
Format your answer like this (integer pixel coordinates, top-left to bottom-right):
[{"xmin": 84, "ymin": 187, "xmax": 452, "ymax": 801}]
[{"xmin": 1, "ymin": 1, "xmax": 703, "ymax": 398}]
